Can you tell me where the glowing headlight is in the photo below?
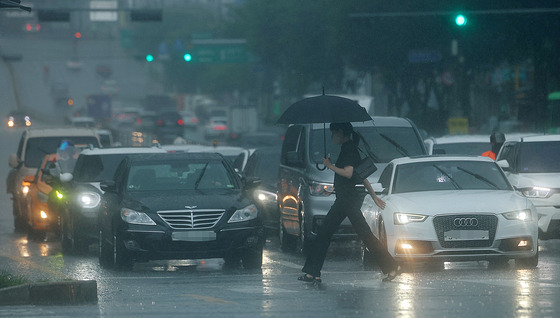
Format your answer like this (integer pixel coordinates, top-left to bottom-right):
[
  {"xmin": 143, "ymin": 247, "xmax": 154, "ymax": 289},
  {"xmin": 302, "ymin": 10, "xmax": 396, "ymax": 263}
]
[
  {"xmin": 21, "ymin": 185, "xmax": 30, "ymax": 196},
  {"xmin": 309, "ymin": 181, "xmax": 334, "ymax": 196},
  {"xmin": 120, "ymin": 208, "xmax": 156, "ymax": 225},
  {"xmin": 78, "ymin": 192, "xmax": 101, "ymax": 208},
  {"xmin": 228, "ymin": 204, "xmax": 258, "ymax": 223},
  {"xmin": 502, "ymin": 209, "xmax": 532, "ymax": 221},
  {"xmin": 40, "ymin": 211, "xmax": 48, "ymax": 219},
  {"xmin": 394, "ymin": 213, "xmax": 428, "ymax": 225},
  {"xmin": 254, "ymin": 189, "xmax": 277, "ymax": 202},
  {"xmin": 8, "ymin": 120, "xmax": 14, "ymax": 127},
  {"xmin": 521, "ymin": 186, "xmax": 551, "ymax": 198}
]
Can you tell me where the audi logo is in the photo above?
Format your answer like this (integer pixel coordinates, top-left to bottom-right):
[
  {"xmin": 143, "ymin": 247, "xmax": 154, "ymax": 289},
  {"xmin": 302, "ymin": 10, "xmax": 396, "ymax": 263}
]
[{"xmin": 454, "ymin": 217, "xmax": 479, "ymax": 227}]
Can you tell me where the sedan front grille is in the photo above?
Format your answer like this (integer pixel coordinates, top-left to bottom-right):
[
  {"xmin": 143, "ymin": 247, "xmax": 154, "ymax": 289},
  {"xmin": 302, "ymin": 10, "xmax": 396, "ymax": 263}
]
[
  {"xmin": 157, "ymin": 209, "xmax": 225, "ymax": 229},
  {"xmin": 433, "ymin": 214, "xmax": 498, "ymax": 248}
]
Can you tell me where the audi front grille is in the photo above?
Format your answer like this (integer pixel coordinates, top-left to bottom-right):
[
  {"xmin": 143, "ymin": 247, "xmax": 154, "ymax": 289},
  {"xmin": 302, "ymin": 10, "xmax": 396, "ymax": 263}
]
[
  {"xmin": 433, "ymin": 214, "xmax": 498, "ymax": 248},
  {"xmin": 157, "ymin": 209, "xmax": 226, "ymax": 229}
]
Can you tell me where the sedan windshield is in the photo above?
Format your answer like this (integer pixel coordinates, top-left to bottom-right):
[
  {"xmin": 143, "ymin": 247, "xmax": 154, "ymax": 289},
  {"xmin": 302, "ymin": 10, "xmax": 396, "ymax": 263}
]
[
  {"xmin": 126, "ymin": 159, "xmax": 238, "ymax": 192},
  {"xmin": 517, "ymin": 141, "xmax": 560, "ymax": 173},
  {"xmin": 393, "ymin": 161, "xmax": 511, "ymax": 194}
]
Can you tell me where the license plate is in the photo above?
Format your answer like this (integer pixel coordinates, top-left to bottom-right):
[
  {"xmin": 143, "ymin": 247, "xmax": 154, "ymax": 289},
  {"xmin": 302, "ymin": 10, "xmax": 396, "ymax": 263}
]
[
  {"xmin": 172, "ymin": 231, "xmax": 216, "ymax": 242},
  {"xmin": 444, "ymin": 230, "xmax": 489, "ymax": 241}
]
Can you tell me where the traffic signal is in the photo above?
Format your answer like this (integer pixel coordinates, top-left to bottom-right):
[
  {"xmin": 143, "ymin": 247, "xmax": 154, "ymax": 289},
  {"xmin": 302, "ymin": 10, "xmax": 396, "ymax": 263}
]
[
  {"xmin": 183, "ymin": 53, "xmax": 192, "ymax": 62},
  {"xmin": 146, "ymin": 54, "xmax": 154, "ymax": 62},
  {"xmin": 455, "ymin": 14, "xmax": 467, "ymax": 26}
]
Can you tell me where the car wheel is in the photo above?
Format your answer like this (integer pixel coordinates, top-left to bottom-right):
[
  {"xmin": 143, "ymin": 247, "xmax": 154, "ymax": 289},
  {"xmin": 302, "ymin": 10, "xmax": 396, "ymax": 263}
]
[
  {"xmin": 242, "ymin": 247, "xmax": 263, "ymax": 270},
  {"xmin": 98, "ymin": 229, "xmax": 113, "ymax": 268},
  {"xmin": 379, "ymin": 219, "xmax": 388, "ymax": 249},
  {"xmin": 361, "ymin": 243, "xmax": 377, "ymax": 270},
  {"xmin": 60, "ymin": 216, "xmax": 72, "ymax": 253},
  {"xmin": 516, "ymin": 251, "xmax": 539, "ymax": 269},
  {"xmin": 297, "ymin": 211, "xmax": 310, "ymax": 255},
  {"xmin": 113, "ymin": 233, "xmax": 133, "ymax": 271},
  {"xmin": 13, "ymin": 201, "xmax": 26, "ymax": 232},
  {"xmin": 279, "ymin": 215, "xmax": 296, "ymax": 252}
]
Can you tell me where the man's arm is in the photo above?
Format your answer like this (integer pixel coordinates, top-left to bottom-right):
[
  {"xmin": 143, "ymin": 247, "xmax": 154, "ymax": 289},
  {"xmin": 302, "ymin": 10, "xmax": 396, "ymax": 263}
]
[{"xmin": 363, "ymin": 178, "xmax": 386, "ymax": 210}]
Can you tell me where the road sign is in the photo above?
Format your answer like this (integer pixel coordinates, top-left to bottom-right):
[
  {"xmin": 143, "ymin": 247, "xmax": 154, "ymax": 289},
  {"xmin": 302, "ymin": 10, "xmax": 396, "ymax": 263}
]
[{"xmin": 191, "ymin": 39, "xmax": 252, "ymax": 63}]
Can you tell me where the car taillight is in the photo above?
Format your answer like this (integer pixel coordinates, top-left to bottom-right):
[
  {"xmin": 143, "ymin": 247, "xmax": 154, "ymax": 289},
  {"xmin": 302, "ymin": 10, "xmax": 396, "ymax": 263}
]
[
  {"xmin": 214, "ymin": 125, "xmax": 227, "ymax": 131},
  {"xmin": 177, "ymin": 119, "xmax": 184, "ymax": 125},
  {"xmin": 156, "ymin": 119, "xmax": 164, "ymax": 126}
]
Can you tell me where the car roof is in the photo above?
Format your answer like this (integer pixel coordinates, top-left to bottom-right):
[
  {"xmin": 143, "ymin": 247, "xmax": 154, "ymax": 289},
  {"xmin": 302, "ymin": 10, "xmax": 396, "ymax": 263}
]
[
  {"xmin": 79, "ymin": 147, "xmax": 167, "ymax": 156},
  {"xmin": 23, "ymin": 128, "xmax": 99, "ymax": 138},
  {"xmin": 391, "ymin": 155, "xmax": 495, "ymax": 166},
  {"xmin": 507, "ymin": 134, "xmax": 560, "ymax": 143},
  {"xmin": 432, "ymin": 134, "xmax": 490, "ymax": 144},
  {"xmin": 310, "ymin": 116, "xmax": 413, "ymax": 129},
  {"xmin": 163, "ymin": 144, "xmax": 246, "ymax": 155},
  {"xmin": 127, "ymin": 152, "xmax": 224, "ymax": 163}
]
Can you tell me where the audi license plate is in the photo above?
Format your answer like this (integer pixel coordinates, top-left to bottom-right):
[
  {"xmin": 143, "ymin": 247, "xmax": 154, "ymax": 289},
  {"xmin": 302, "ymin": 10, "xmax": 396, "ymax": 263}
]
[
  {"xmin": 444, "ymin": 230, "xmax": 489, "ymax": 241},
  {"xmin": 172, "ymin": 231, "xmax": 216, "ymax": 242}
]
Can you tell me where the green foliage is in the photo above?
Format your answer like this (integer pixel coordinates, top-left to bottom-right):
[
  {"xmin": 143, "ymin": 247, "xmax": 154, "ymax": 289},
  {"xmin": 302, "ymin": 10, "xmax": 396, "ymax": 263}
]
[{"xmin": 0, "ymin": 270, "xmax": 28, "ymax": 289}]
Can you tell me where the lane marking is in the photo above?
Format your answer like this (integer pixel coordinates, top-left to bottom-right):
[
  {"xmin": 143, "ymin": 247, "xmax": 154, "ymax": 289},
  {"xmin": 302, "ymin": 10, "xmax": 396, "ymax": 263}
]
[{"xmin": 183, "ymin": 294, "xmax": 236, "ymax": 304}]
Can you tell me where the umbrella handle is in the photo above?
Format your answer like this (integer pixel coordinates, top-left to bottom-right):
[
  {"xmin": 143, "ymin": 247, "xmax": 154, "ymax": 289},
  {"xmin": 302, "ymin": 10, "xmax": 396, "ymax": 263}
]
[{"xmin": 316, "ymin": 163, "xmax": 327, "ymax": 171}]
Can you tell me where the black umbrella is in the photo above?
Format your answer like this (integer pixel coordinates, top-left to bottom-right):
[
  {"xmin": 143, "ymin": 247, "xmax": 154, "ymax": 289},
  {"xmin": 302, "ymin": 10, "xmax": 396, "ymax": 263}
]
[{"xmin": 276, "ymin": 94, "xmax": 373, "ymax": 170}]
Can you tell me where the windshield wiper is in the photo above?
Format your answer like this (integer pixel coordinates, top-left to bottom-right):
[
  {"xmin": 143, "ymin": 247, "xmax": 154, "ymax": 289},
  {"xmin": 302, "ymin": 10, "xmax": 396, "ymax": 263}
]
[
  {"xmin": 194, "ymin": 163, "xmax": 209, "ymax": 190},
  {"xmin": 456, "ymin": 166, "xmax": 499, "ymax": 190},
  {"xmin": 379, "ymin": 133, "xmax": 409, "ymax": 157},
  {"xmin": 432, "ymin": 164, "xmax": 462, "ymax": 189}
]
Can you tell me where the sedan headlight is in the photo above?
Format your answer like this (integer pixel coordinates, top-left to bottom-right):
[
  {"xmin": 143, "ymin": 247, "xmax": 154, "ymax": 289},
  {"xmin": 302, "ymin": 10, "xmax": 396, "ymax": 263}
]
[
  {"xmin": 254, "ymin": 189, "xmax": 277, "ymax": 202},
  {"xmin": 502, "ymin": 209, "xmax": 532, "ymax": 221},
  {"xmin": 309, "ymin": 181, "xmax": 334, "ymax": 196},
  {"xmin": 520, "ymin": 186, "xmax": 551, "ymax": 198},
  {"xmin": 394, "ymin": 213, "xmax": 428, "ymax": 225},
  {"xmin": 228, "ymin": 204, "xmax": 258, "ymax": 223},
  {"xmin": 120, "ymin": 208, "xmax": 156, "ymax": 225},
  {"xmin": 78, "ymin": 192, "xmax": 101, "ymax": 208}
]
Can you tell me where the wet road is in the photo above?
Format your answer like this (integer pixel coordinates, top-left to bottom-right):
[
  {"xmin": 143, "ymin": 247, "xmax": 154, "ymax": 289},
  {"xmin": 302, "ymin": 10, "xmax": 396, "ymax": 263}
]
[{"xmin": 0, "ymin": 133, "xmax": 559, "ymax": 318}]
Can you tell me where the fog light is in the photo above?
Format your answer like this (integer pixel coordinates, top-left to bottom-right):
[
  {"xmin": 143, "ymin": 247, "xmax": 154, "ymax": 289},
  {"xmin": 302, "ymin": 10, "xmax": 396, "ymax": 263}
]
[
  {"xmin": 40, "ymin": 211, "xmax": 48, "ymax": 219},
  {"xmin": 518, "ymin": 240, "xmax": 528, "ymax": 247},
  {"xmin": 401, "ymin": 243, "xmax": 413, "ymax": 250}
]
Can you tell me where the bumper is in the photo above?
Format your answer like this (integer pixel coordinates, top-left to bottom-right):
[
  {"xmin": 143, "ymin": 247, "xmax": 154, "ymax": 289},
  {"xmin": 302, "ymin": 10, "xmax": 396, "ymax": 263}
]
[
  {"xmin": 117, "ymin": 225, "xmax": 264, "ymax": 261},
  {"xmin": 534, "ymin": 205, "xmax": 560, "ymax": 235},
  {"xmin": 388, "ymin": 217, "xmax": 538, "ymax": 262},
  {"xmin": 72, "ymin": 208, "xmax": 99, "ymax": 241}
]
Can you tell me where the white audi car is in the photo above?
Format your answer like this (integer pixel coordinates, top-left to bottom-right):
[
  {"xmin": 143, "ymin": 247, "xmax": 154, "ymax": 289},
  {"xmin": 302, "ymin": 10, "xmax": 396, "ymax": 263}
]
[{"xmin": 361, "ymin": 156, "xmax": 539, "ymax": 268}]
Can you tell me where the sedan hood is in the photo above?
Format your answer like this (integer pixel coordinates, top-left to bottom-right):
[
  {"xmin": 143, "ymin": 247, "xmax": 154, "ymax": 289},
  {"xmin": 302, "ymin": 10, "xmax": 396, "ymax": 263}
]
[
  {"xmin": 389, "ymin": 190, "xmax": 530, "ymax": 215},
  {"xmin": 126, "ymin": 190, "xmax": 249, "ymax": 212},
  {"xmin": 509, "ymin": 172, "xmax": 560, "ymax": 188}
]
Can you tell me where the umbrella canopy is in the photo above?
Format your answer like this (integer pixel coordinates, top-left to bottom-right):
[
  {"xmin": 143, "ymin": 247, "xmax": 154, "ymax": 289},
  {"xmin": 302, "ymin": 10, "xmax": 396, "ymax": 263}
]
[{"xmin": 276, "ymin": 95, "xmax": 372, "ymax": 124}]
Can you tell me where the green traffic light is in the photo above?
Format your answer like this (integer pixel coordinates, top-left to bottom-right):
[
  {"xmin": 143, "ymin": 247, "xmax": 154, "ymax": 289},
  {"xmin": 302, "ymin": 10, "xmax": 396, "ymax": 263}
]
[
  {"xmin": 455, "ymin": 14, "xmax": 467, "ymax": 26},
  {"xmin": 183, "ymin": 53, "xmax": 192, "ymax": 62},
  {"xmin": 146, "ymin": 54, "xmax": 154, "ymax": 62}
]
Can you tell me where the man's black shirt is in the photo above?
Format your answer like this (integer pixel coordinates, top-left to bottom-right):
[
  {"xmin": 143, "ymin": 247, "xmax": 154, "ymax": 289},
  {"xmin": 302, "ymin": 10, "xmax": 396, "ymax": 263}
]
[{"xmin": 334, "ymin": 140, "xmax": 361, "ymax": 197}]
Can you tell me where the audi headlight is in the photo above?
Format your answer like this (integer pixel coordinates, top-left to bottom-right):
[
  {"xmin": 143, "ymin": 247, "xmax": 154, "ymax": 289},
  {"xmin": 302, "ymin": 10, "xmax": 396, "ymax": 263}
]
[
  {"xmin": 78, "ymin": 192, "xmax": 101, "ymax": 209},
  {"xmin": 228, "ymin": 204, "xmax": 258, "ymax": 223},
  {"xmin": 503, "ymin": 209, "xmax": 532, "ymax": 221},
  {"xmin": 520, "ymin": 186, "xmax": 551, "ymax": 198},
  {"xmin": 120, "ymin": 208, "xmax": 156, "ymax": 225},
  {"xmin": 309, "ymin": 181, "xmax": 334, "ymax": 196},
  {"xmin": 254, "ymin": 189, "xmax": 277, "ymax": 202},
  {"xmin": 394, "ymin": 213, "xmax": 428, "ymax": 225}
]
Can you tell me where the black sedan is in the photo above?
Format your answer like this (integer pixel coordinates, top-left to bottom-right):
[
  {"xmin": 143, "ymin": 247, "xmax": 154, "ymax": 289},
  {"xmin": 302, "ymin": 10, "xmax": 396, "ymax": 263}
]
[{"xmin": 98, "ymin": 152, "xmax": 264, "ymax": 270}]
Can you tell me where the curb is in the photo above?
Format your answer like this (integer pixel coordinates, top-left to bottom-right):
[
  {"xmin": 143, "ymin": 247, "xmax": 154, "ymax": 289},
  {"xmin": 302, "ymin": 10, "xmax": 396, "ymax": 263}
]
[{"xmin": 0, "ymin": 280, "xmax": 97, "ymax": 306}]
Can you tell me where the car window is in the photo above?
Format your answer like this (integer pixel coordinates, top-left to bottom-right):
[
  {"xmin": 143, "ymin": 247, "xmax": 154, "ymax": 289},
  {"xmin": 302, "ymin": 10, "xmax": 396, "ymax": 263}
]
[
  {"xmin": 126, "ymin": 159, "xmax": 238, "ymax": 192},
  {"xmin": 281, "ymin": 125, "xmax": 304, "ymax": 165},
  {"xmin": 24, "ymin": 136, "xmax": 100, "ymax": 168},
  {"xmin": 73, "ymin": 154, "xmax": 128, "ymax": 182},
  {"xmin": 310, "ymin": 126, "xmax": 425, "ymax": 164},
  {"xmin": 245, "ymin": 149, "xmax": 281, "ymax": 183},
  {"xmin": 434, "ymin": 142, "xmax": 491, "ymax": 156},
  {"xmin": 378, "ymin": 163, "xmax": 393, "ymax": 190},
  {"xmin": 393, "ymin": 161, "xmax": 511, "ymax": 194},
  {"xmin": 517, "ymin": 141, "xmax": 560, "ymax": 173}
]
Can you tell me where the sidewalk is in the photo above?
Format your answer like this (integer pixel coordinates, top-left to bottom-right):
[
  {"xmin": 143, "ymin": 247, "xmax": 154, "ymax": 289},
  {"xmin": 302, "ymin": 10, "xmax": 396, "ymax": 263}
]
[{"xmin": 0, "ymin": 280, "xmax": 97, "ymax": 306}]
